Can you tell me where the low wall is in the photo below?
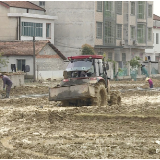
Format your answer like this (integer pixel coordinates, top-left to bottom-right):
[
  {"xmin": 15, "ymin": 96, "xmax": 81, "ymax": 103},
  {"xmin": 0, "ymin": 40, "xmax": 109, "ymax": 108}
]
[
  {"xmin": 0, "ymin": 73, "xmax": 25, "ymax": 90},
  {"xmin": 118, "ymin": 74, "xmax": 160, "ymax": 80},
  {"xmin": 36, "ymin": 70, "xmax": 64, "ymax": 80}
]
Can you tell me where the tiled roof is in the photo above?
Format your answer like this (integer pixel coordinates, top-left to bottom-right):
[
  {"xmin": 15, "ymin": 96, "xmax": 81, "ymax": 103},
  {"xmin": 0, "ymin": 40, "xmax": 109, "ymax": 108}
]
[
  {"xmin": 153, "ymin": 14, "xmax": 160, "ymax": 21},
  {"xmin": 49, "ymin": 43, "xmax": 67, "ymax": 60},
  {"xmin": 0, "ymin": 1, "xmax": 45, "ymax": 11},
  {"xmin": 0, "ymin": 41, "xmax": 66, "ymax": 60}
]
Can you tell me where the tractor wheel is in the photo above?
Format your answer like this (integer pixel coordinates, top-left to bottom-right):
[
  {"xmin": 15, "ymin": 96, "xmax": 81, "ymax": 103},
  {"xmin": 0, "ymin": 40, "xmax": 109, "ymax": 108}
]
[
  {"xmin": 92, "ymin": 82, "xmax": 107, "ymax": 106},
  {"xmin": 109, "ymin": 91, "xmax": 121, "ymax": 106}
]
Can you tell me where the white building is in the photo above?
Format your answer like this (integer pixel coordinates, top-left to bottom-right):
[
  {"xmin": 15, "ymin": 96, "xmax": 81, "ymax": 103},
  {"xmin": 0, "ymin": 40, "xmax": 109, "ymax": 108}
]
[
  {"xmin": 0, "ymin": 1, "xmax": 57, "ymax": 44},
  {"xmin": 0, "ymin": 1, "xmax": 68, "ymax": 80},
  {"xmin": 145, "ymin": 14, "xmax": 160, "ymax": 61}
]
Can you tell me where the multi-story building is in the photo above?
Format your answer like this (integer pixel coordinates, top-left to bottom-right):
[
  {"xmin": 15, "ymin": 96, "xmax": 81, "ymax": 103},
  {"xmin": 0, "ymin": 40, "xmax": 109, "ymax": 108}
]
[
  {"xmin": 33, "ymin": 1, "xmax": 153, "ymax": 67},
  {"xmin": 0, "ymin": 1, "xmax": 57, "ymax": 44},
  {"xmin": 145, "ymin": 14, "xmax": 160, "ymax": 61}
]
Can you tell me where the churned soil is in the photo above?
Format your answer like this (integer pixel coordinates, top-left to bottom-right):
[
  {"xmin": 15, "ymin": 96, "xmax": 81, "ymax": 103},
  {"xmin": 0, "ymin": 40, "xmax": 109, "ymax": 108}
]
[{"xmin": 0, "ymin": 78, "xmax": 160, "ymax": 159}]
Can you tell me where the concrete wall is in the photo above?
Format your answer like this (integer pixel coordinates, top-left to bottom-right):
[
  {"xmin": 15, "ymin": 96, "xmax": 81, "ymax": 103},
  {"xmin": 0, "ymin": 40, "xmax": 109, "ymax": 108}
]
[
  {"xmin": 0, "ymin": 5, "xmax": 17, "ymax": 40},
  {"xmin": 36, "ymin": 70, "xmax": 64, "ymax": 80},
  {"xmin": 0, "ymin": 74, "xmax": 24, "ymax": 90},
  {"xmin": 9, "ymin": 74, "xmax": 25, "ymax": 87},
  {"xmin": 10, "ymin": 7, "xmax": 44, "ymax": 15},
  {"xmin": 35, "ymin": 44, "xmax": 68, "ymax": 80},
  {"xmin": 32, "ymin": 1, "xmax": 95, "ymax": 58},
  {"xmin": 10, "ymin": 7, "xmax": 27, "ymax": 13}
]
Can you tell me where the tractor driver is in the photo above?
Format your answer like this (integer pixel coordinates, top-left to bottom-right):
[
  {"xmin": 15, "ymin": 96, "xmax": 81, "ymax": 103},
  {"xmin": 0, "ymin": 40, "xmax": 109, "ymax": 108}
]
[{"xmin": 80, "ymin": 70, "xmax": 88, "ymax": 77}]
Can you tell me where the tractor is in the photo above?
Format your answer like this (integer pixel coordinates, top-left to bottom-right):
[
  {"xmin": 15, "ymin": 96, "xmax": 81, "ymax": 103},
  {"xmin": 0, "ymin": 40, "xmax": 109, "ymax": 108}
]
[{"xmin": 49, "ymin": 55, "xmax": 121, "ymax": 106}]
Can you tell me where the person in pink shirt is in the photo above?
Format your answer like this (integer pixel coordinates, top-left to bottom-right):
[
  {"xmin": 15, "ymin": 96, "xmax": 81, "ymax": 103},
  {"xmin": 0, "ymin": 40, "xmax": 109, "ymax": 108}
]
[{"xmin": 145, "ymin": 77, "xmax": 153, "ymax": 88}]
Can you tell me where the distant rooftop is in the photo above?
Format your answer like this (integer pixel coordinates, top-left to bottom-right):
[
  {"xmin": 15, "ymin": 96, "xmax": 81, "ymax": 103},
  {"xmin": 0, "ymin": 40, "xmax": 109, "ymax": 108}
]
[
  {"xmin": 0, "ymin": 40, "xmax": 66, "ymax": 60},
  {"xmin": 153, "ymin": 14, "xmax": 160, "ymax": 21},
  {"xmin": 0, "ymin": 1, "xmax": 45, "ymax": 11}
]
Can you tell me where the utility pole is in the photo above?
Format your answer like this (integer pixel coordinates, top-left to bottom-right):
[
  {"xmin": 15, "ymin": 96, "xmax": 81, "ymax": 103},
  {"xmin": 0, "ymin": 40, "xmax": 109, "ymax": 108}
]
[{"xmin": 33, "ymin": 36, "xmax": 36, "ymax": 81}]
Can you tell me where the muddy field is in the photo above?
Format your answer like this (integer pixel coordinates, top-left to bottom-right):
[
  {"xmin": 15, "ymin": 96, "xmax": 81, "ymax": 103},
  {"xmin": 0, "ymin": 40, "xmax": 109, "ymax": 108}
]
[{"xmin": 0, "ymin": 78, "xmax": 160, "ymax": 158}]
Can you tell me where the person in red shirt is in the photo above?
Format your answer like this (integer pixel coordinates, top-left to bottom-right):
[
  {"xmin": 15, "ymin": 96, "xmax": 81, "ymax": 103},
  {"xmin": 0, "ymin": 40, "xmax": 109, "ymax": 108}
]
[{"xmin": 145, "ymin": 77, "xmax": 153, "ymax": 88}]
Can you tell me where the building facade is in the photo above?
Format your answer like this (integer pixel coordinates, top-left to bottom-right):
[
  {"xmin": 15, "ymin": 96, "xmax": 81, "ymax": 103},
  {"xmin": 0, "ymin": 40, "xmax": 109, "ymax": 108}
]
[
  {"xmin": 33, "ymin": 1, "xmax": 153, "ymax": 68},
  {"xmin": 0, "ymin": 41, "xmax": 67, "ymax": 80},
  {"xmin": 145, "ymin": 14, "xmax": 160, "ymax": 62},
  {"xmin": 0, "ymin": 1, "xmax": 68, "ymax": 80},
  {"xmin": 0, "ymin": 1, "xmax": 57, "ymax": 44}
]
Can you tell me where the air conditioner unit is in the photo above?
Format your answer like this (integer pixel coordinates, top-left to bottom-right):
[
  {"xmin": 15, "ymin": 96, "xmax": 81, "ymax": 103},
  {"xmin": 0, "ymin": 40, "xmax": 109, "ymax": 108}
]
[
  {"xmin": 133, "ymin": 40, "xmax": 138, "ymax": 45},
  {"xmin": 120, "ymin": 40, "xmax": 125, "ymax": 46}
]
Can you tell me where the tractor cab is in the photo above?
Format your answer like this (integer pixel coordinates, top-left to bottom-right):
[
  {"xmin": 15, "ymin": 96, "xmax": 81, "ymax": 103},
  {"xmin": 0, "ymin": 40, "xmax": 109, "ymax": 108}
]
[{"xmin": 63, "ymin": 55, "xmax": 109, "ymax": 80}]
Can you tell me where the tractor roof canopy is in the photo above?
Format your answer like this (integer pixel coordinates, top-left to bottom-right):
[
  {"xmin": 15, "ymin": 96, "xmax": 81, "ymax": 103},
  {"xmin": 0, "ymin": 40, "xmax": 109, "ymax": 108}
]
[{"xmin": 68, "ymin": 55, "xmax": 103, "ymax": 60}]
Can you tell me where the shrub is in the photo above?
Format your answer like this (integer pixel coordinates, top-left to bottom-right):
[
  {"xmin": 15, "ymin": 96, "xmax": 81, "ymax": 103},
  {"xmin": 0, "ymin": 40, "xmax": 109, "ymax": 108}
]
[
  {"xmin": 130, "ymin": 56, "xmax": 141, "ymax": 69},
  {"xmin": 81, "ymin": 44, "xmax": 95, "ymax": 55}
]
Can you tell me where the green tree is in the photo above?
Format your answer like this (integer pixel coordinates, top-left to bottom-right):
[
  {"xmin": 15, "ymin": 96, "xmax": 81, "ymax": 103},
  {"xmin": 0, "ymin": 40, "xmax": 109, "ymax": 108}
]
[
  {"xmin": 0, "ymin": 52, "xmax": 9, "ymax": 70},
  {"xmin": 130, "ymin": 56, "xmax": 141, "ymax": 68},
  {"xmin": 81, "ymin": 44, "xmax": 95, "ymax": 55}
]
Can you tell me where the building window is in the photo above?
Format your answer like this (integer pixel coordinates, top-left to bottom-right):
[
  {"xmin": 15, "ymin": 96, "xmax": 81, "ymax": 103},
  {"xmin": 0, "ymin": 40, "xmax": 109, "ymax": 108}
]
[
  {"xmin": 108, "ymin": 52, "xmax": 112, "ymax": 60},
  {"xmin": 148, "ymin": 28, "xmax": 152, "ymax": 41},
  {"xmin": 148, "ymin": 4, "xmax": 152, "ymax": 17},
  {"xmin": 130, "ymin": 26, "xmax": 135, "ymax": 39},
  {"xmin": 39, "ymin": 1, "xmax": 45, "ymax": 6},
  {"xmin": 131, "ymin": 2, "xmax": 135, "ymax": 15},
  {"xmin": 156, "ymin": 33, "xmax": 159, "ymax": 44},
  {"xmin": 97, "ymin": 1, "xmax": 102, "ymax": 12},
  {"xmin": 116, "ymin": 1, "xmax": 122, "ymax": 15},
  {"xmin": 137, "ymin": 24, "xmax": 146, "ymax": 43},
  {"xmin": 22, "ymin": 22, "xmax": 43, "ymax": 37},
  {"xmin": 104, "ymin": 1, "xmax": 113, "ymax": 17},
  {"xmin": 153, "ymin": 33, "xmax": 154, "ymax": 43},
  {"xmin": 17, "ymin": 59, "xmax": 25, "ymax": 71},
  {"xmin": 104, "ymin": 21, "xmax": 115, "ymax": 45},
  {"xmin": 138, "ymin": 1, "xmax": 145, "ymax": 19},
  {"xmin": 96, "ymin": 22, "xmax": 102, "ymax": 39},
  {"xmin": 122, "ymin": 53, "xmax": 126, "ymax": 62},
  {"xmin": 116, "ymin": 24, "xmax": 122, "ymax": 39},
  {"xmin": 46, "ymin": 23, "xmax": 51, "ymax": 39}
]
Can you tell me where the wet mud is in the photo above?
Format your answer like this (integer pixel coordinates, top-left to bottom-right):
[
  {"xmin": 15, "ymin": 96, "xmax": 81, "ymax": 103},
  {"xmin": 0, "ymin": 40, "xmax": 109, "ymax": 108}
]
[{"xmin": 0, "ymin": 79, "xmax": 160, "ymax": 158}]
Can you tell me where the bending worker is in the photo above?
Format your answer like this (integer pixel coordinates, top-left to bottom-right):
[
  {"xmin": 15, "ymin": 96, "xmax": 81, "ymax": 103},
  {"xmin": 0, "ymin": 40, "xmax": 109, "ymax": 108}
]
[
  {"xmin": 0, "ymin": 73, "xmax": 13, "ymax": 98},
  {"xmin": 145, "ymin": 77, "xmax": 153, "ymax": 88},
  {"xmin": 141, "ymin": 64, "xmax": 149, "ymax": 77}
]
